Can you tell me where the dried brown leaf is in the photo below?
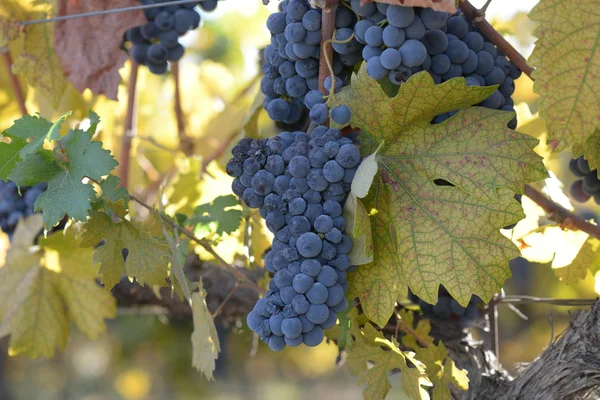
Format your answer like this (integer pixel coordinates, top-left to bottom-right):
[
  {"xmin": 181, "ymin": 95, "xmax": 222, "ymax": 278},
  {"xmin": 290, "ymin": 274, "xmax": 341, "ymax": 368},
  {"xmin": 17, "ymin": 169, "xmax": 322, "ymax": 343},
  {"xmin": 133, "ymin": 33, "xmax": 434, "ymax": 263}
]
[
  {"xmin": 53, "ymin": 0, "xmax": 146, "ymax": 100},
  {"xmin": 364, "ymin": 0, "xmax": 458, "ymax": 13}
]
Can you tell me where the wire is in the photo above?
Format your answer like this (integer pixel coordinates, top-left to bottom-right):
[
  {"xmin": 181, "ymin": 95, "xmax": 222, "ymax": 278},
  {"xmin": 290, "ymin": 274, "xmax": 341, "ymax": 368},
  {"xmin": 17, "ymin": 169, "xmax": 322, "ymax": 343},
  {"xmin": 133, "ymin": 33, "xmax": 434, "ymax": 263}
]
[{"xmin": 19, "ymin": 0, "xmax": 204, "ymax": 26}]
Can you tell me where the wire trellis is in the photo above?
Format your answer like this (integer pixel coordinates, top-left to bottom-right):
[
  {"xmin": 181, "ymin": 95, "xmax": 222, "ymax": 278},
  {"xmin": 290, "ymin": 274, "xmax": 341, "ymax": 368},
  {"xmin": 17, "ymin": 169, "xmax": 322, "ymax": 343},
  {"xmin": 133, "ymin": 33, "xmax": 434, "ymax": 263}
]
[{"xmin": 18, "ymin": 0, "xmax": 209, "ymax": 26}]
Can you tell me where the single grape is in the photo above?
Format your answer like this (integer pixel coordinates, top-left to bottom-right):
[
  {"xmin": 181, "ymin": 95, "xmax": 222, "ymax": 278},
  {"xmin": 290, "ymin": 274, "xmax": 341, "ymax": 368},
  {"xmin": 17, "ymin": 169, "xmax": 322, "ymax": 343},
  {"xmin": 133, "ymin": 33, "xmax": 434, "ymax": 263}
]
[{"xmin": 331, "ymin": 105, "xmax": 352, "ymax": 125}]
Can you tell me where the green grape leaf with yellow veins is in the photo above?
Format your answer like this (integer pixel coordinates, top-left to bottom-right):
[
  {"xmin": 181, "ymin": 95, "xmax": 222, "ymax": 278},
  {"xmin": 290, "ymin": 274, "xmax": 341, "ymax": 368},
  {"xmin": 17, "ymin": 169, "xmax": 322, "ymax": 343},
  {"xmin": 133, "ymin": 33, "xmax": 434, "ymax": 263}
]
[
  {"xmin": 334, "ymin": 66, "xmax": 547, "ymax": 327},
  {"xmin": 191, "ymin": 283, "xmax": 221, "ymax": 380},
  {"xmin": 79, "ymin": 203, "xmax": 169, "ymax": 290},
  {"xmin": 33, "ymin": 128, "xmax": 119, "ymax": 228},
  {"xmin": 554, "ymin": 236, "xmax": 600, "ymax": 284},
  {"xmin": 347, "ymin": 323, "xmax": 431, "ymax": 400},
  {"xmin": 417, "ymin": 342, "xmax": 469, "ymax": 400},
  {"xmin": 187, "ymin": 195, "xmax": 243, "ymax": 238},
  {"xmin": 0, "ymin": 216, "xmax": 116, "ymax": 358},
  {"xmin": 529, "ymin": 0, "xmax": 600, "ymax": 151}
]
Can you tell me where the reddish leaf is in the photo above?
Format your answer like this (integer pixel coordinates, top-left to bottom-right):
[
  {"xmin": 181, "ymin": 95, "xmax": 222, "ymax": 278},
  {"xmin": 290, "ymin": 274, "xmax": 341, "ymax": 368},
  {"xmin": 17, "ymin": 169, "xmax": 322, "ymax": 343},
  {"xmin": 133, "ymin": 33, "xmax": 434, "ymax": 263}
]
[
  {"xmin": 364, "ymin": 0, "xmax": 458, "ymax": 13},
  {"xmin": 53, "ymin": 0, "xmax": 146, "ymax": 100}
]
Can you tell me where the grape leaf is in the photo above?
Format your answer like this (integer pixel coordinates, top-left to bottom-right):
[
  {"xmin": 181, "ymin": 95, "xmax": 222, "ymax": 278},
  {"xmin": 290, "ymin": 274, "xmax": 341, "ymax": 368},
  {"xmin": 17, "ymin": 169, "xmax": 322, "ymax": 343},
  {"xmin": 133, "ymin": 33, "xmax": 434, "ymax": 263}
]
[
  {"xmin": 529, "ymin": 0, "xmax": 600, "ymax": 151},
  {"xmin": 573, "ymin": 129, "xmax": 600, "ymax": 175},
  {"xmin": 0, "ymin": 216, "xmax": 116, "ymax": 358},
  {"xmin": 0, "ymin": 136, "xmax": 26, "ymax": 181},
  {"xmin": 12, "ymin": 14, "xmax": 69, "ymax": 108},
  {"xmin": 0, "ymin": 1, "xmax": 27, "ymax": 47},
  {"xmin": 8, "ymin": 152, "xmax": 62, "ymax": 186},
  {"xmin": 99, "ymin": 175, "xmax": 130, "ymax": 208},
  {"xmin": 191, "ymin": 283, "xmax": 221, "ymax": 380},
  {"xmin": 347, "ymin": 323, "xmax": 431, "ymax": 400},
  {"xmin": 53, "ymin": 0, "xmax": 145, "ymax": 100},
  {"xmin": 397, "ymin": 309, "xmax": 434, "ymax": 351},
  {"xmin": 34, "ymin": 127, "xmax": 119, "ymax": 227},
  {"xmin": 187, "ymin": 195, "xmax": 243, "ymax": 238},
  {"xmin": 417, "ymin": 342, "xmax": 469, "ymax": 400},
  {"xmin": 79, "ymin": 203, "xmax": 169, "ymax": 290},
  {"xmin": 343, "ymin": 194, "xmax": 373, "ymax": 266},
  {"xmin": 554, "ymin": 237, "xmax": 600, "ymax": 284},
  {"xmin": 332, "ymin": 67, "xmax": 547, "ymax": 327},
  {"xmin": 4, "ymin": 112, "xmax": 70, "ymax": 159},
  {"xmin": 164, "ymin": 157, "xmax": 203, "ymax": 216}
]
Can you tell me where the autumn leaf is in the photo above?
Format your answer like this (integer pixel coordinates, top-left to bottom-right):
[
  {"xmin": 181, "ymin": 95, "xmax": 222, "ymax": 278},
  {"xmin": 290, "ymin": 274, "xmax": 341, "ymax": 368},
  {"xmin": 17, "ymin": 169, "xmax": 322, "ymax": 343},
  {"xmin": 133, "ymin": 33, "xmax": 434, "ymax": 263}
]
[
  {"xmin": 554, "ymin": 237, "xmax": 600, "ymax": 284},
  {"xmin": 573, "ymin": 129, "xmax": 600, "ymax": 175},
  {"xmin": 346, "ymin": 323, "xmax": 432, "ymax": 400},
  {"xmin": 417, "ymin": 342, "xmax": 469, "ymax": 399},
  {"xmin": 397, "ymin": 309, "xmax": 434, "ymax": 351},
  {"xmin": 529, "ymin": 0, "xmax": 600, "ymax": 151},
  {"xmin": 331, "ymin": 66, "xmax": 547, "ymax": 327},
  {"xmin": 191, "ymin": 282, "xmax": 221, "ymax": 380},
  {"xmin": 79, "ymin": 202, "xmax": 169, "ymax": 290},
  {"xmin": 54, "ymin": 0, "xmax": 146, "ymax": 100},
  {"xmin": 0, "ymin": 216, "xmax": 115, "ymax": 358}
]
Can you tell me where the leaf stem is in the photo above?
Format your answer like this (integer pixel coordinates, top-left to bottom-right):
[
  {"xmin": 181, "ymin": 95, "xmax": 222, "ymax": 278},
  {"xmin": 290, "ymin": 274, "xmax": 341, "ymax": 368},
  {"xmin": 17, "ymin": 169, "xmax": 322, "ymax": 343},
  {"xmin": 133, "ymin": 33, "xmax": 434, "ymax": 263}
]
[
  {"xmin": 129, "ymin": 194, "xmax": 266, "ymax": 295},
  {"xmin": 523, "ymin": 185, "xmax": 600, "ymax": 240},
  {"xmin": 118, "ymin": 60, "xmax": 139, "ymax": 190},
  {"xmin": 459, "ymin": 0, "xmax": 534, "ymax": 80},
  {"xmin": 171, "ymin": 62, "xmax": 194, "ymax": 156},
  {"xmin": 0, "ymin": 47, "xmax": 28, "ymax": 115},
  {"xmin": 318, "ymin": 0, "xmax": 339, "ymax": 94}
]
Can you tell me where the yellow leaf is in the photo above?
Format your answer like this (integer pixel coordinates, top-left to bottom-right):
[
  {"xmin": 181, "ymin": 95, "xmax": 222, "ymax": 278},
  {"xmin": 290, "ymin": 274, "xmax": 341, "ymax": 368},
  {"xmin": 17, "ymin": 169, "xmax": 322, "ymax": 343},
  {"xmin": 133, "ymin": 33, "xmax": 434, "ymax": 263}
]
[
  {"xmin": 79, "ymin": 208, "xmax": 169, "ymax": 290},
  {"xmin": 0, "ymin": 216, "xmax": 115, "ymax": 358},
  {"xmin": 164, "ymin": 157, "xmax": 203, "ymax": 216},
  {"xmin": 417, "ymin": 342, "xmax": 469, "ymax": 399},
  {"xmin": 529, "ymin": 0, "xmax": 600, "ymax": 151},
  {"xmin": 191, "ymin": 285, "xmax": 220, "ymax": 380},
  {"xmin": 554, "ymin": 237, "xmax": 600, "ymax": 285}
]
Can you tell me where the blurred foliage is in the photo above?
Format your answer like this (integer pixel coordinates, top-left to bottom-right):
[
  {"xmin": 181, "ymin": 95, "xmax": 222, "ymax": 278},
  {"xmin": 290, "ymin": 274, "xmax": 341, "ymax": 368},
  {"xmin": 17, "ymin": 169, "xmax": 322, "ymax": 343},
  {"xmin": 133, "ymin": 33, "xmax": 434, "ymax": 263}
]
[{"xmin": 1, "ymin": 1, "xmax": 600, "ymax": 398}]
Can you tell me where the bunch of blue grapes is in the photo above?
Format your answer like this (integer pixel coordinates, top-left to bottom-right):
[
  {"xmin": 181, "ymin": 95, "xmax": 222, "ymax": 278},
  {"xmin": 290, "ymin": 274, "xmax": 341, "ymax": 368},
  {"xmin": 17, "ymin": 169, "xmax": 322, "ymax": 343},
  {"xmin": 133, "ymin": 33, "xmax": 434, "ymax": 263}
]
[
  {"xmin": 124, "ymin": 0, "xmax": 218, "ymax": 74},
  {"xmin": 0, "ymin": 181, "xmax": 46, "ymax": 238},
  {"xmin": 408, "ymin": 287, "xmax": 482, "ymax": 326},
  {"xmin": 262, "ymin": 0, "xmax": 359, "ymax": 123},
  {"xmin": 327, "ymin": 3, "xmax": 520, "ymax": 128},
  {"xmin": 569, "ymin": 156, "xmax": 600, "ymax": 204},
  {"xmin": 226, "ymin": 127, "xmax": 360, "ymax": 350}
]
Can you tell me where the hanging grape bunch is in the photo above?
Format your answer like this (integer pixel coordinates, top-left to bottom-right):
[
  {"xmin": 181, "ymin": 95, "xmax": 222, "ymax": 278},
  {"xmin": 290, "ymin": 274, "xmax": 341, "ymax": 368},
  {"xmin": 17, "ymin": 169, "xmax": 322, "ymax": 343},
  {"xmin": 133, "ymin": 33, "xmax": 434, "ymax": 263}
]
[
  {"xmin": 569, "ymin": 156, "xmax": 600, "ymax": 203},
  {"xmin": 0, "ymin": 181, "xmax": 47, "ymax": 239},
  {"xmin": 408, "ymin": 287, "xmax": 483, "ymax": 326},
  {"xmin": 124, "ymin": 0, "xmax": 219, "ymax": 74}
]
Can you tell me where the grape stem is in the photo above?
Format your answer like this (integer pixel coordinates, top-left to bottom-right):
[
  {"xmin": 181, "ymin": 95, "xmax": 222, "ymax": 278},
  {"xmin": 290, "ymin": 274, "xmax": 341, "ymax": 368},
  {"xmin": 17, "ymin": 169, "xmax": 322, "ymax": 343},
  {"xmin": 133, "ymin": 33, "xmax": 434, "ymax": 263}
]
[
  {"xmin": 129, "ymin": 194, "xmax": 266, "ymax": 295},
  {"xmin": 172, "ymin": 62, "xmax": 194, "ymax": 157},
  {"xmin": 0, "ymin": 47, "xmax": 27, "ymax": 115},
  {"xmin": 118, "ymin": 60, "xmax": 139, "ymax": 190},
  {"xmin": 523, "ymin": 185, "xmax": 600, "ymax": 240},
  {"xmin": 212, "ymin": 281, "xmax": 243, "ymax": 318},
  {"xmin": 459, "ymin": 0, "xmax": 534, "ymax": 79},
  {"xmin": 318, "ymin": 0, "xmax": 340, "ymax": 95}
]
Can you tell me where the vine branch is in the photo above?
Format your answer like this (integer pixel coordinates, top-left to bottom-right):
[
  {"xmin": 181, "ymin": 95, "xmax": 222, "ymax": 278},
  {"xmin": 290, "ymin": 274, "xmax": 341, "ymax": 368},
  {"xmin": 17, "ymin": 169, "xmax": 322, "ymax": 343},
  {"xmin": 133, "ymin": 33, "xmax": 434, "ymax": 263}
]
[
  {"xmin": 318, "ymin": 0, "xmax": 339, "ymax": 94},
  {"xmin": 459, "ymin": 0, "xmax": 534, "ymax": 80},
  {"xmin": 171, "ymin": 62, "xmax": 194, "ymax": 156},
  {"xmin": 0, "ymin": 47, "xmax": 27, "ymax": 115},
  {"xmin": 118, "ymin": 60, "xmax": 139, "ymax": 190},
  {"xmin": 128, "ymin": 194, "xmax": 266, "ymax": 295}
]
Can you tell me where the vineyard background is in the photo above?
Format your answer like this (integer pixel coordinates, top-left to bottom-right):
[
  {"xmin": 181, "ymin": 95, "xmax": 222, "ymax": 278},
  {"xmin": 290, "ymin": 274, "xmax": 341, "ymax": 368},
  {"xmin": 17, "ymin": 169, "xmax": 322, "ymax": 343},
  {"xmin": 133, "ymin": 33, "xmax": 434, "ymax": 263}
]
[{"xmin": 1, "ymin": 0, "xmax": 599, "ymax": 399}]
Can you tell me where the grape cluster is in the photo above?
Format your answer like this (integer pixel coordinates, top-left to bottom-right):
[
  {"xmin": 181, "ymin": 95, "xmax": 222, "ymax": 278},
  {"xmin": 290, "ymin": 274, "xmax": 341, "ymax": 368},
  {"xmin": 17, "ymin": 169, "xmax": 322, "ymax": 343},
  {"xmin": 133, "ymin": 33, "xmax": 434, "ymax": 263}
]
[
  {"xmin": 569, "ymin": 156, "xmax": 600, "ymax": 204},
  {"xmin": 262, "ymin": 0, "xmax": 359, "ymax": 123},
  {"xmin": 408, "ymin": 287, "xmax": 482, "ymax": 326},
  {"xmin": 0, "ymin": 181, "xmax": 46, "ymax": 238},
  {"xmin": 327, "ymin": 3, "xmax": 520, "ymax": 128},
  {"xmin": 124, "ymin": 0, "xmax": 218, "ymax": 74},
  {"xmin": 226, "ymin": 127, "xmax": 360, "ymax": 350}
]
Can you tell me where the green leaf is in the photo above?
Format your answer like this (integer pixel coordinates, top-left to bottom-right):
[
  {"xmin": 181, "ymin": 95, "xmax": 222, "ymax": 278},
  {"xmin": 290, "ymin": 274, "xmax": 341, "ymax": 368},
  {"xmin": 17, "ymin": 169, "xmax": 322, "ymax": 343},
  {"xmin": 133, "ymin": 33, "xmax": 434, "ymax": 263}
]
[
  {"xmin": 191, "ymin": 284, "xmax": 220, "ymax": 380},
  {"xmin": 5, "ymin": 112, "xmax": 70, "ymax": 159},
  {"xmin": 417, "ymin": 342, "xmax": 469, "ymax": 399},
  {"xmin": 34, "ymin": 128, "xmax": 118, "ymax": 227},
  {"xmin": 187, "ymin": 195, "xmax": 243, "ymax": 238},
  {"xmin": 343, "ymin": 194, "xmax": 373, "ymax": 266},
  {"xmin": 0, "ymin": 217, "xmax": 115, "ymax": 358},
  {"xmin": 79, "ymin": 207, "xmax": 169, "ymax": 290},
  {"xmin": 347, "ymin": 323, "xmax": 431, "ymax": 400},
  {"xmin": 99, "ymin": 175, "xmax": 130, "ymax": 208},
  {"xmin": 335, "ymin": 66, "xmax": 547, "ymax": 327},
  {"xmin": 529, "ymin": 0, "xmax": 600, "ymax": 151},
  {"xmin": 8, "ymin": 152, "xmax": 62, "ymax": 186},
  {"xmin": 87, "ymin": 110, "xmax": 101, "ymax": 135},
  {"xmin": 0, "ymin": 136, "xmax": 26, "ymax": 180},
  {"xmin": 554, "ymin": 237, "xmax": 600, "ymax": 284}
]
